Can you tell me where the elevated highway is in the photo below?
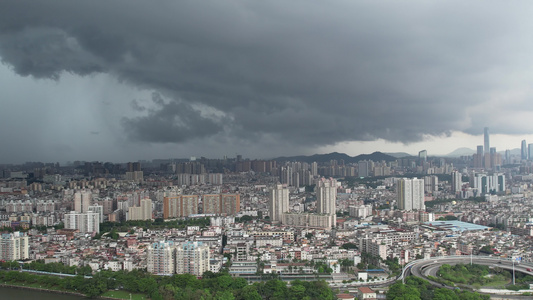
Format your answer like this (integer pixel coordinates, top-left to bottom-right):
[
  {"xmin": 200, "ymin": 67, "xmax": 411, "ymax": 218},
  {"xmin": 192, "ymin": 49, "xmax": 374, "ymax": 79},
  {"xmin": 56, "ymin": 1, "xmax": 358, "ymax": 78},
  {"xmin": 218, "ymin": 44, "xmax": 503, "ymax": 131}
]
[
  {"xmin": 399, "ymin": 255, "xmax": 533, "ymax": 298},
  {"xmin": 401, "ymin": 255, "xmax": 533, "ymax": 284}
]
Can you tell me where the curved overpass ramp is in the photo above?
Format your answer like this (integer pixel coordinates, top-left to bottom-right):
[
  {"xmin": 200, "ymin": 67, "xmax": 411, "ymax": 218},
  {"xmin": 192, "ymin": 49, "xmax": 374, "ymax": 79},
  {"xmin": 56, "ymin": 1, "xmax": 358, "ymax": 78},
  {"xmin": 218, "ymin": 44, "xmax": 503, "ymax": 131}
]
[{"xmin": 399, "ymin": 256, "xmax": 533, "ymax": 298}]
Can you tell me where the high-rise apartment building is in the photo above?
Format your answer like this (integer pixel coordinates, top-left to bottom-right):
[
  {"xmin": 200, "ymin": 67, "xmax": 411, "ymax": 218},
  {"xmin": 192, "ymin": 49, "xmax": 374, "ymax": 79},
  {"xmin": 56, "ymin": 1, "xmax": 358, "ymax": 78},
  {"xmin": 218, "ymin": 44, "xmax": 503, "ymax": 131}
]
[
  {"xmin": 397, "ymin": 178, "xmax": 425, "ymax": 211},
  {"xmin": 64, "ymin": 211, "xmax": 100, "ymax": 233},
  {"xmin": 451, "ymin": 170, "xmax": 462, "ymax": 194},
  {"xmin": 175, "ymin": 242, "xmax": 210, "ymax": 276},
  {"xmin": 201, "ymin": 194, "xmax": 240, "ymax": 215},
  {"xmin": 74, "ymin": 190, "xmax": 92, "ymax": 213},
  {"xmin": 316, "ymin": 178, "xmax": 337, "ymax": 215},
  {"xmin": 220, "ymin": 194, "xmax": 240, "ymax": 215},
  {"xmin": 311, "ymin": 162, "xmax": 318, "ymax": 177},
  {"xmin": 128, "ymin": 198, "xmax": 153, "ymax": 221},
  {"xmin": 163, "ymin": 195, "xmax": 199, "ymax": 219},
  {"xmin": 316, "ymin": 178, "xmax": 337, "ymax": 227},
  {"xmin": 125, "ymin": 171, "xmax": 144, "ymax": 182},
  {"xmin": 0, "ymin": 232, "xmax": 29, "ymax": 261},
  {"xmin": 423, "ymin": 175, "xmax": 438, "ymax": 194},
  {"xmin": 358, "ymin": 160, "xmax": 373, "ymax": 177},
  {"xmin": 269, "ymin": 184, "xmax": 289, "ymax": 223},
  {"xmin": 202, "ymin": 194, "xmax": 220, "ymax": 215},
  {"xmin": 146, "ymin": 241, "xmax": 210, "ymax": 276},
  {"xmin": 127, "ymin": 162, "xmax": 141, "ymax": 172},
  {"xmin": 473, "ymin": 173, "xmax": 505, "ymax": 195},
  {"xmin": 147, "ymin": 241, "xmax": 175, "ymax": 275},
  {"xmin": 88, "ymin": 205, "xmax": 104, "ymax": 222}
]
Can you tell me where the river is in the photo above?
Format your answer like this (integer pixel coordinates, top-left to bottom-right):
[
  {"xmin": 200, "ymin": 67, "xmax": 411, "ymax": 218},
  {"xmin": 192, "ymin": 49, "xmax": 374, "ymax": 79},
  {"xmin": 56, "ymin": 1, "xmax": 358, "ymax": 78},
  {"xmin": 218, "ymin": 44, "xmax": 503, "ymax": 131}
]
[{"xmin": 0, "ymin": 286, "xmax": 85, "ymax": 299}]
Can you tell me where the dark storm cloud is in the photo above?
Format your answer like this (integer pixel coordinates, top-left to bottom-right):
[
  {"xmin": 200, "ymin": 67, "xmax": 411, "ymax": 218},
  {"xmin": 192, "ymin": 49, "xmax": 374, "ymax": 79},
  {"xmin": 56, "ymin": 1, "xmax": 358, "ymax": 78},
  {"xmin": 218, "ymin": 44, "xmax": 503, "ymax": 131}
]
[
  {"xmin": 1, "ymin": 0, "xmax": 533, "ymax": 151},
  {"xmin": 122, "ymin": 93, "xmax": 227, "ymax": 143},
  {"xmin": 0, "ymin": 27, "xmax": 104, "ymax": 79}
]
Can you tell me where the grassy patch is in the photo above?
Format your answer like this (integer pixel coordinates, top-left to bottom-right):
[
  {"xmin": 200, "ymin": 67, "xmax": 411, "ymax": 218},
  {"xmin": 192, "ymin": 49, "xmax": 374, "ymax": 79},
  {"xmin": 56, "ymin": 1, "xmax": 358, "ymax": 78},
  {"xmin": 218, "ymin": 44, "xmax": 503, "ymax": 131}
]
[
  {"xmin": 481, "ymin": 279, "xmax": 509, "ymax": 288},
  {"xmin": 102, "ymin": 290, "xmax": 149, "ymax": 300}
]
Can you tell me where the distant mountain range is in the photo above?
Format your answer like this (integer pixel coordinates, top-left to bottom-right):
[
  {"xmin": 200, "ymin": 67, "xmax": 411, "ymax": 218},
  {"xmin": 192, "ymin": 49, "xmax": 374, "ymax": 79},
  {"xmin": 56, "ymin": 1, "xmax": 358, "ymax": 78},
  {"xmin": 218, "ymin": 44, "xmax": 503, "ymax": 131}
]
[
  {"xmin": 443, "ymin": 147, "xmax": 521, "ymax": 157},
  {"xmin": 385, "ymin": 152, "xmax": 414, "ymax": 158},
  {"xmin": 443, "ymin": 147, "xmax": 476, "ymax": 157},
  {"xmin": 272, "ymin": 151, "xmax": 397, "ymax": 163},
  {"xmin": 271, "ymin": 147, "xmax": 523, "ymax": 163}
]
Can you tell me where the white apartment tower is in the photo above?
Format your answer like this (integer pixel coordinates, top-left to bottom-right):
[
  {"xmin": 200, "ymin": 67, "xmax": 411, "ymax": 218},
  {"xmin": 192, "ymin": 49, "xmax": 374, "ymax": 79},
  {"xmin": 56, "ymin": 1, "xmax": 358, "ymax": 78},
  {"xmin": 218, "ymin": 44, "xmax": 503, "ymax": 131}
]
[
  {"xmin": 127, "ymin": 198, "xmax": 153, "ymax": 221},
  {"xmin": 147, "ymin": 241, "xmax": 175, "ymax": 275},
  {"xmin": 0, "ymin": 232, "xmax": 29, "ymax": 261},
  {"xmin": 64, "ymin": 211, "xmax": 100, "ymax": 233},
  {"xmin": 269, "ymin": 184, "xmax": 289, "ymax": 223},
  {"xmin": 397, "ymin": 178, "xmax": 425, "ymax": 211},
  {"xmin": 316, "ymin": 178, "xmax": 337, "ymax": 215},
  {"xmin": 175, "ymin": 241, "xmax": 210, "ymax": 276}
]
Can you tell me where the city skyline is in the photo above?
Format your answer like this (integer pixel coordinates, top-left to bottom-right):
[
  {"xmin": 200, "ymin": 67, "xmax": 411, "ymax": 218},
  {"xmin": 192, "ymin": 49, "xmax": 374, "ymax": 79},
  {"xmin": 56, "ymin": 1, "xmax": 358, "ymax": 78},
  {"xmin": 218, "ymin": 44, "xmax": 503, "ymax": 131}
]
[{"xmin": 3, "ymin": 1, "xmax": 533, "ymax": 164}]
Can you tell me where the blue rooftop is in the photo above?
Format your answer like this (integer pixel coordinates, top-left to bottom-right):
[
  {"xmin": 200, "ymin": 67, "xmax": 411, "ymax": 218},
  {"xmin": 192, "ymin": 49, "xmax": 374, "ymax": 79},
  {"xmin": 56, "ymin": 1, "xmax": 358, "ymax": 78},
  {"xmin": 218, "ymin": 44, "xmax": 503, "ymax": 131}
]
[{"xmin": 424, "ymin": 220, "xmax": 489, "ymax": 232}]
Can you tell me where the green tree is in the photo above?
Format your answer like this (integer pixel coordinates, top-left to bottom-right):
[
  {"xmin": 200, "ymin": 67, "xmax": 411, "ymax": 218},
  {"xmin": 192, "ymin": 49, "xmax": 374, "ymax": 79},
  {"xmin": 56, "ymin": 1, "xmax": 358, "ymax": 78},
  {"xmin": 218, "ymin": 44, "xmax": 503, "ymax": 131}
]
[
  {"xmin": 237, "ymin": 285, "xmax": 262, "ymax": 300},
  {"xmin": 433, "ymin": 288, "xmax": 456, "ymax": 300}
]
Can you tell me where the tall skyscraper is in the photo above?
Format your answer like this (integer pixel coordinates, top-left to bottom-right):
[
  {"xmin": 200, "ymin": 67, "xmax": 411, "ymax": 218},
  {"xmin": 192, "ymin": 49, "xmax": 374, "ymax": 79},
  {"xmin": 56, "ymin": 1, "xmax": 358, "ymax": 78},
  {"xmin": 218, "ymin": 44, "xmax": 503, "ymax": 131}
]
[
  {"xmin": 484, "ymin": 127, "xmax": 490, "ymax": 154},
  {"xmin": 418, "ymin": 150, "xmax": 427, "ymax": 166},
  {"xmin": 397, "ymin": 178, "xmax": 425, "ymax": 211},
  {"xmin": 269, "ymin": 184, "xmax": 289, "ymax": 223},
  {"xmin": 522, "ymin": 140, "xmax": 527, "ymax": 160},
  {"xmin": 528, "ymin": 144, "xmax": 533, "ymax": 161},
  {"xmin": 505, "ymin": 149, "xmax": 511, "ymax": 164},
  {"xmin": 473, "ymin": 146, "xmax": 484, "ymax": 168},
  {"xmin": 451, "ymin": 170, "xmax": 462, "ymax": 194}
]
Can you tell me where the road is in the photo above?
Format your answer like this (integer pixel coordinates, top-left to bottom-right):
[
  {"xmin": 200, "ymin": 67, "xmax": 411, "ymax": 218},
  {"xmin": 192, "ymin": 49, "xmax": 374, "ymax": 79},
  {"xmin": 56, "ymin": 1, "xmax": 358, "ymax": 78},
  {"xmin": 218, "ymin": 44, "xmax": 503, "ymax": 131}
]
[{"xmin": 403, "ymin": 256, "xmax": 533, "ymax": 299}]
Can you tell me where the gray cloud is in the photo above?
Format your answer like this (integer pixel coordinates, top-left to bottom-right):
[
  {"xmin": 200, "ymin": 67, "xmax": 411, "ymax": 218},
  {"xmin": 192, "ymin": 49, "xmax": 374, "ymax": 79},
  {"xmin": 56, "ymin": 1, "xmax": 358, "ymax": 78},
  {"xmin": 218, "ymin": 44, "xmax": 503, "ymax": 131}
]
[
  {"xmin": 1, "ymin": 0, "xmax": 533, "ymax": 161},
  {"xmin": 122, "ymin": 93, "xmax": 227, "ymax": 143}
]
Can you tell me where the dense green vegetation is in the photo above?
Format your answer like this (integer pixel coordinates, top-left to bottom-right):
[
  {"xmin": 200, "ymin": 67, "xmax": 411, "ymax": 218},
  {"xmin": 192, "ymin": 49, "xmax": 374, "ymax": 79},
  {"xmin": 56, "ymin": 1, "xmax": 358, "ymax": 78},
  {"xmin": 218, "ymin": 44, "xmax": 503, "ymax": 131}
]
[
  {"xmin": 426, "ymin": 196, "xmax": 486, "ymax": 208},
  {"xmin": 342, "ymin": 176, "xmax": 387, "ymax": 189},
  {"xmin": 437, "ymin": 263, "xmax": 513, "ymax": 288},
  {"xmin": 387, "ymin": 277, "xmax": 490, "ymax": 300},
  {"xmin": 383, "ymin": 257, "xmax": 402, "ymax": 276},
  {"xmin": 0, "ymin": 267, "xmax": 336, "ymax": 299},
  {"xmin": 340, "ymin": 242, "xmax": 358, "ymax": 250},
  {"xmin": 21, "ymin": 260, "xmax": 93, "ymax": 276}
]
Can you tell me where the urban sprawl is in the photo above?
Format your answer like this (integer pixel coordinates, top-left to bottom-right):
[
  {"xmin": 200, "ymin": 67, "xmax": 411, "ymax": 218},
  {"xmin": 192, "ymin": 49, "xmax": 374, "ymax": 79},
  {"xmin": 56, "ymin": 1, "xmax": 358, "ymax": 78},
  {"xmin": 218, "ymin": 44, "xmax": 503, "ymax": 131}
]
[{"xmin": 2, "ymin": 128, "xmax": 533, "ymax": 298}]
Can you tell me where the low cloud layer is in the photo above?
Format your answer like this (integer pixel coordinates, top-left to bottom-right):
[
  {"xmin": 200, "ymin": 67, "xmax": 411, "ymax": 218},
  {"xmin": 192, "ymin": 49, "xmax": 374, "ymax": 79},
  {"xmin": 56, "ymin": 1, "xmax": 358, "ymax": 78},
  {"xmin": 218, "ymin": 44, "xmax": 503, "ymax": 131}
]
[{"xmin": 2, "ymin": 1, "xmax": 533, "ymax": 162}]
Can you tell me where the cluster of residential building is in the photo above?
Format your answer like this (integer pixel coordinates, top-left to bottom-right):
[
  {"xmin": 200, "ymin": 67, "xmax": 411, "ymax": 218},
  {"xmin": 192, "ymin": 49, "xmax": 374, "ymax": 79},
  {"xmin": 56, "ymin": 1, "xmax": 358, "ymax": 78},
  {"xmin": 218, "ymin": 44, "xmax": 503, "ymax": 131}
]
[{"xmin": 3, "ymin": 137, "xmax": 533, "ymax": 298}]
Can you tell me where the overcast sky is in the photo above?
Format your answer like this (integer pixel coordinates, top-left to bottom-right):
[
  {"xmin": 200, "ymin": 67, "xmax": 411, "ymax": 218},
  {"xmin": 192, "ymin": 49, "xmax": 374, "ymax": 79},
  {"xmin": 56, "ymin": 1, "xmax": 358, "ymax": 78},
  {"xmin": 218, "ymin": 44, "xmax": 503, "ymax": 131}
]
[{"xmin": 2, "ymin": 1, "xmax": 533, "ymax": 164}]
